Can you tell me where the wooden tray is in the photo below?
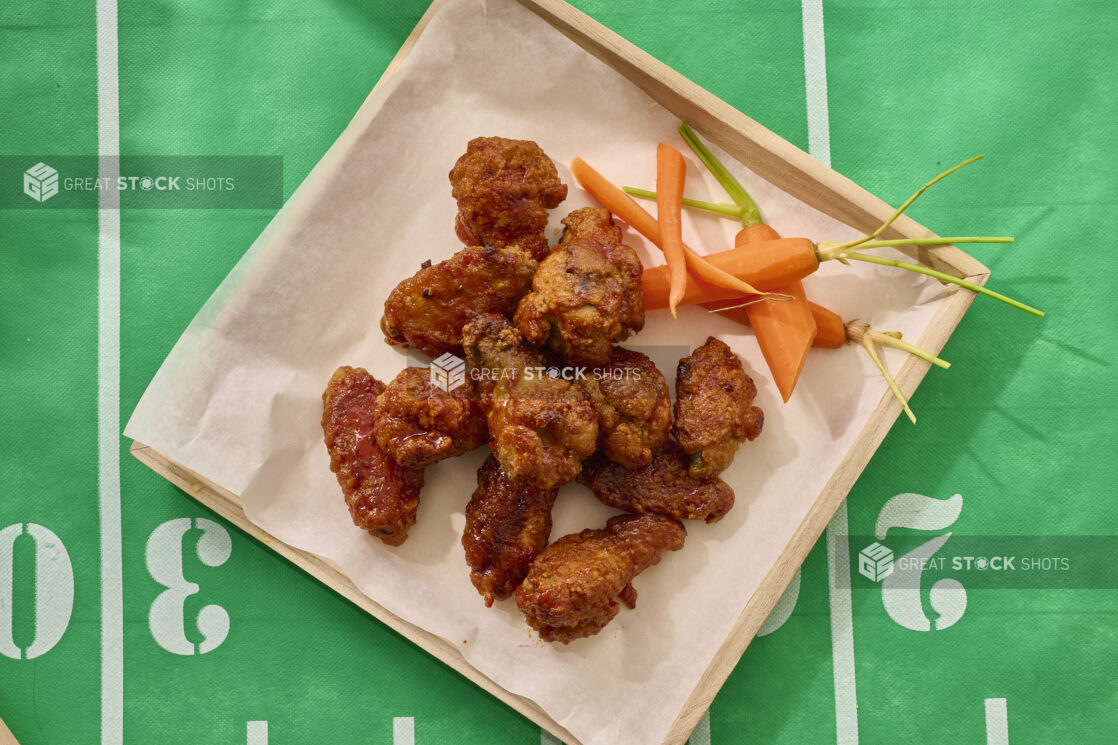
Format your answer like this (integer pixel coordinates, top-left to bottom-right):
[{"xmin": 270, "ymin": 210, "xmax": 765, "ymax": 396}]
[{"xmin": 131, "ymin": 0, "xmax": 989, "ymax": 743}]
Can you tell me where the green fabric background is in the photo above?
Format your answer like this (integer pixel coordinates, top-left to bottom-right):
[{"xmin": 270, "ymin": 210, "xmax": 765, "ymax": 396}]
[{"xmin": 1, "ymin": 0, "xmax": 1115, "ymax": 743}]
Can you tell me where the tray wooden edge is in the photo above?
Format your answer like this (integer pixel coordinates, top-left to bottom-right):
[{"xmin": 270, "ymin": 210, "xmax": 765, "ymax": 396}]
[
  {"xmin": 128, "ymin": 440, "xmax": 580, "ymax": 745},
  {"xmin": 130, "ymin": 1, "xmax": 995, "ymax": 743},
  {"xmin": 0, "ymin": 717, "xmax": 20, "ymax": 745}
]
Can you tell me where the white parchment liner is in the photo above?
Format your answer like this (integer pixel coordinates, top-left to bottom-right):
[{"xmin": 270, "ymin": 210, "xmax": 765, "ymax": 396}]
[{"xmin": 126, "ymin": 1, "xmax": 949, "ymax": 742}]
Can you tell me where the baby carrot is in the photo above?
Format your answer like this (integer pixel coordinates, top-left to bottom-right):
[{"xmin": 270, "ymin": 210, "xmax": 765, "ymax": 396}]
[
  {"xmin": 642, "ymin": 237, "xmax": 819, "ymax": 308},
  {"xmin": 713, "ymin": 225, "xmax": 816, "ymax": 402},
  {"xmin": 656, "ymin": 143, "xmax": 688, "ymax": 317},
  {"xmin": 570, "ymin": 157, "xmax": 769, "ymax": 297}
]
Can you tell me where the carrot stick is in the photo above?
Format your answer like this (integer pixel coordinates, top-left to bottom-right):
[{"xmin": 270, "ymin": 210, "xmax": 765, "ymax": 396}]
[
  {"xmin": 570, "ymin": 157, "xmax": 769, "ymax": 297},
  {"xmin": 705, "ymin": 224, "xmax": 816, "ymax": 401},
  {"xmin": 735, "ymin": 223, "xmax": 781, "ymax": 244},
  {"xmin": 703, "ymin": 299, "xmax": 843, "ymax": 348},
  {"xmin": 808, "ymin": 303, "xmax": 845, "ymax": 348},
  {"xmin": 656, "ymin": 143, "xmax": 687, "ymax": 317},
  {"xmin": 641, "ymin": 237, "xmax": 818, "ymax": 308}
]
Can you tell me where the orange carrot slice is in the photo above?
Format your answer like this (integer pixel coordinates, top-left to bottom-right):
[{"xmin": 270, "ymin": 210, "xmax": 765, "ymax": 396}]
[
  {"xmin": 717, "ymin": 225, "xmax": 816, "ymax": 401},
  {"xmin": 655, "ymin": 143, "xmax": 687, "ymax": 317},
  {"xmin": 641, "ymin": 237, "xmax": 818, "ymax": 309},
  {"xmin": 570, "ymin": 157, "xmax": 774, "ymax": 297}
]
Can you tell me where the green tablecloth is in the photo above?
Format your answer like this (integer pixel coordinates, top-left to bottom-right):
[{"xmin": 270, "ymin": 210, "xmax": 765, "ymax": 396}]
[{"xmin": 2, "ymin": 1, "xmax": 1115, "ymax": 743}]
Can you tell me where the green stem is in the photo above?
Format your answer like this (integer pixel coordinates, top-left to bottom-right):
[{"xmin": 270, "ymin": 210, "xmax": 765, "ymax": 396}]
[
  {"xmin": 834, "ymin": 154, "xmax": 985, "ymax": 253},
  {"xmin": 678, "ymin": 122, "xmax": 763, "ymax": 227},
  {"xmin": 859, "ymin": 338, "xmax": 917, "ymax": 424},
  {"xmin": 870, "ymin": 332, "xmax": 951, "ymax": 369},
  {"xmin": 844, "ymin": 251, "xmax": 1045, "ymax": 318},
  {"xmin": 856, "ymin": 236, "xmax": 1014, "ymax": 248},
  {"xmin": 622, "ymin": 186, "xmax": 743, "ymax": 218}
]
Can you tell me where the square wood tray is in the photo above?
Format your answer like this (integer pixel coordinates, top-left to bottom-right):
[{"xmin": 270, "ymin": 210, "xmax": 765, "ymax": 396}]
[{"xmin": 131, "ymin": 0, "xmax": 989, "ymax": 743}]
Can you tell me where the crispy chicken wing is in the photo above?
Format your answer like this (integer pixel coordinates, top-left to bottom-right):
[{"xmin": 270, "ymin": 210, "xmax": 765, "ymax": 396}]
[
  {"xmin": 463, "ymin": 455, "xmax": 558, "ymax": 607},
  {"xmin": 380, "ymin": 245, "xmax": 537, "ymax": 359},
  {"xmin": 322, "ymin": 366, "xmax": 423, "ymax": 547},
  {"xmin": 515, "ymin": 514, "xmax": 685, "ymax": 643},
  {"xmin": 579, "ymin": 347, "xmax": 671, "ymax": 468},
  {"xmin": 674, "ymin": 337, "xmax": 764, "ymax": 479},
  {"xmin": 462, "ymin": 313, "xmax": 598, "ymax": 489},
  {"xmin": 514, "ymin": 208, "xmax": 644, "ymax": 367},
  {"xmin": 372, "ymin": 367, "xmax": 487, "ymax": 468},
  {"xmin": 449, "ymin": 136, "xmax": 567, "ymax": 261},
  {"xmin": 579, "ymin": 442, "xmax": 735, "ymax": 523}
]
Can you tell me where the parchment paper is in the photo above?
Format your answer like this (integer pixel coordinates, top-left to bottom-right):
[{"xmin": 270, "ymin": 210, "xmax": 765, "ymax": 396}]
[{"xmin": 125, "ymin": 0, "xmax": 953, "ymax": 742}]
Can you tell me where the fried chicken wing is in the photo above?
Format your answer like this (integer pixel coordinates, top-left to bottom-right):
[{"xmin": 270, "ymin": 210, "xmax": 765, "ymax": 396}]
[
  {"xmin": 579, "ymin": 347, "xmax": 671, "ymax": 468},
  {"xmin": 514, "ymin": 208, "xmax": 644, "ymax": 367},
  {"xmin": 449, "ymin": 136, "xmax": 568, "ymax": 261},
  {"xmin": 463, "ymin": 455, "xmax": 558, "ymax": 607},
  {"xmin": 515, "ymin": 514, "xmax": 685, "ymax": 643},
  {"xmin": 674, "ymin": 337, "xmax": 764, "ymax": 479},
  {"xmin": 380, "ymin": 245, "xmax": 537, "ymax": 358},
  {"xmin": 322, "ymin": 366, "xmax": 423, "ymax": 546},
  {"xmin": 462, "ymin": 314, "xmax": 598, "ymax": 489},
  {"xmin": 372, "ymin": 367, "xmax": 487, "ymax": 468},
  {"xmin": 579, "ymin": 442, "xmax": 735, "ymax": 523}
]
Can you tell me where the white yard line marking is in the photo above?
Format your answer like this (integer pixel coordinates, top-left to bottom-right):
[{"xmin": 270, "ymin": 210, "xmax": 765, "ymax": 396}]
[
  {"xmin": 688, "ymin": 710, "xmax": 711, "ymax": 745},
  {"xmin": 540, "ymin": 730, "xmax": 562, "ymax": 745},
  {"xmin": 246, "ymin": 721, "xmax": 268, "ymax": 745},
  {"xmin": 985, "ymin": 698, "xmax": 1009, "ymax": 745},
  {"xmin": 802, "ymin": 4, "xmax": 857, "ymax": 740},
  {"xmin": 826, "ymin": 502, "xmax": 859, "ymax": 745},
  {"xmin": 393, "ymin": 717, "xmax": 415, "ymax": 745},
  {"xmin": 96, "ymin": 0, "xmax": 122, "ymax": 742},
  {"xmin": 801, "ymin": 0, "xmax": 832, "ymax": 168}
]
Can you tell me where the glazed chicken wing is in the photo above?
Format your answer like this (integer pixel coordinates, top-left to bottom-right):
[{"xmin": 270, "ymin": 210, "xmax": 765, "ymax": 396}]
[
  {"xmin": 462, "ymin": 314, "xmax": 598, "ymax": 489},
  {"xmin": 322, "ymin": 366, "xmax": 424, "ymax": 546},
  {"xmin": 449, "ymin": 136, "xmax": 568, "ymax": 261},
  {"xmin": 674, "ymin": 337, "xmax": 764, "ymax": 479},
  {"xmin": 380, "ymin": 245, "xmax": 537, "ymax": 359},
  {"xmin": 373, "ymin": 367, "xmax": 487, "ymax": 468},
  {"xmin": 463, "ymin": 455, "xmax": 558, "ymax": 607},
  {"xmin": 580, "ymin": 442, "xmax": 735, "ymax": 523},
  {"xmin": 515, "ymin": 514, "xmax": 685, "ymax": 643},
  {"xmin": 579, "ymin": 347, "xmax": 671, "ymax": 468},
  {"xmin": 514, "ymin": 208, "xmax": 644, "ymax": 367}
]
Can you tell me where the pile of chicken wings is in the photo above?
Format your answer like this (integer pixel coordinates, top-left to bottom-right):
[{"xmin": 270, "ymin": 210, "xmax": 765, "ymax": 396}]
[{"xmin": 322, "ymin": 137, "xmax": 763, "ymax": 643}]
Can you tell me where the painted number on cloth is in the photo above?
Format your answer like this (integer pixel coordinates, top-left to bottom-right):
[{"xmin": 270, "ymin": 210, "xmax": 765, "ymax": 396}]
[
  {"xmin": 0, "ymin": 523, "xmax": 74, "ymax": 659},
  {"xmin": 875, "ymin": 493, "xmax": 967, "ymax": 631},
  {"xmin": 147, "ymin": 517, "xmax": 231, "ymax": 654}
]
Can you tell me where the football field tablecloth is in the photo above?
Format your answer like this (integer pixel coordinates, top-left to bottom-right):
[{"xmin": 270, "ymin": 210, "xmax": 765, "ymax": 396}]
[{"xmin": 1, "ymin": 1, "xmax": 1116, "ymax": 743}]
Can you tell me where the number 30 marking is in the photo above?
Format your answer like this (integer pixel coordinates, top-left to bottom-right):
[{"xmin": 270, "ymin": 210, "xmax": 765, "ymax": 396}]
[{"xmin": 146, "ymin": 518, "xmax": 231, "ymax": 655}]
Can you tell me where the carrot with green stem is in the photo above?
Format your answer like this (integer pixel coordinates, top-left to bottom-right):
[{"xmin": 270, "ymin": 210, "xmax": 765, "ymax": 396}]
[
  {"xmin": 656, "ymin": 143, "xmax": 688, "ymax": 317},
  {"xmin": 618, "ymin": 147, "xmax": 1042, "ymax": 317},
  {"xmin": 673, "ymin": 123, "xmax": 818, "ymax": 401},
  {"xmin": 704, "ymin": 296, "xmax": 948, "ymax": 423},
  {"xmin": 570, "ymin": 157, "xmax": 774, "ymax": 298}
]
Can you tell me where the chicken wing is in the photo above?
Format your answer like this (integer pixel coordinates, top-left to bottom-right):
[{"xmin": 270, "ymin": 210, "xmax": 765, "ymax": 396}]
[
  {"xmin": 373, "ymin": 366, "xmax": 487, "ymax": 468},
  {"xmin": 380, "ymin": 245, "xmax": 537, "ymax": 359},
  {"xmin": 462, "ymin": 313, "xmax": 598, "ymax": 489},
  {"xmin": 673, "ymin": 337, "xmax": 764, "ymax": 479},
  {"xmin": 463, "ymin": 455, "xmax": 558, "ymax": 607},
  {"xmin": 515, "ymin": 514, "xmax": 685, "ymax": 643},
  {"xmin": 514, "ymin": 208, "xmax": 644, "ymax": 367},
  {"xmin": 448, "ymin": 136, "xmax": 568, "ymax": 261},
  {"xmin": 322, "ymin": 366, "xmax": 423, "ymax": 547},
  {"xmin": 579, "ymin": 442, "xmax": 735, "ymax": 523},
  {"xmin": 579, "ymin": 347, "xmax": 671, "ymax": 468}
]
